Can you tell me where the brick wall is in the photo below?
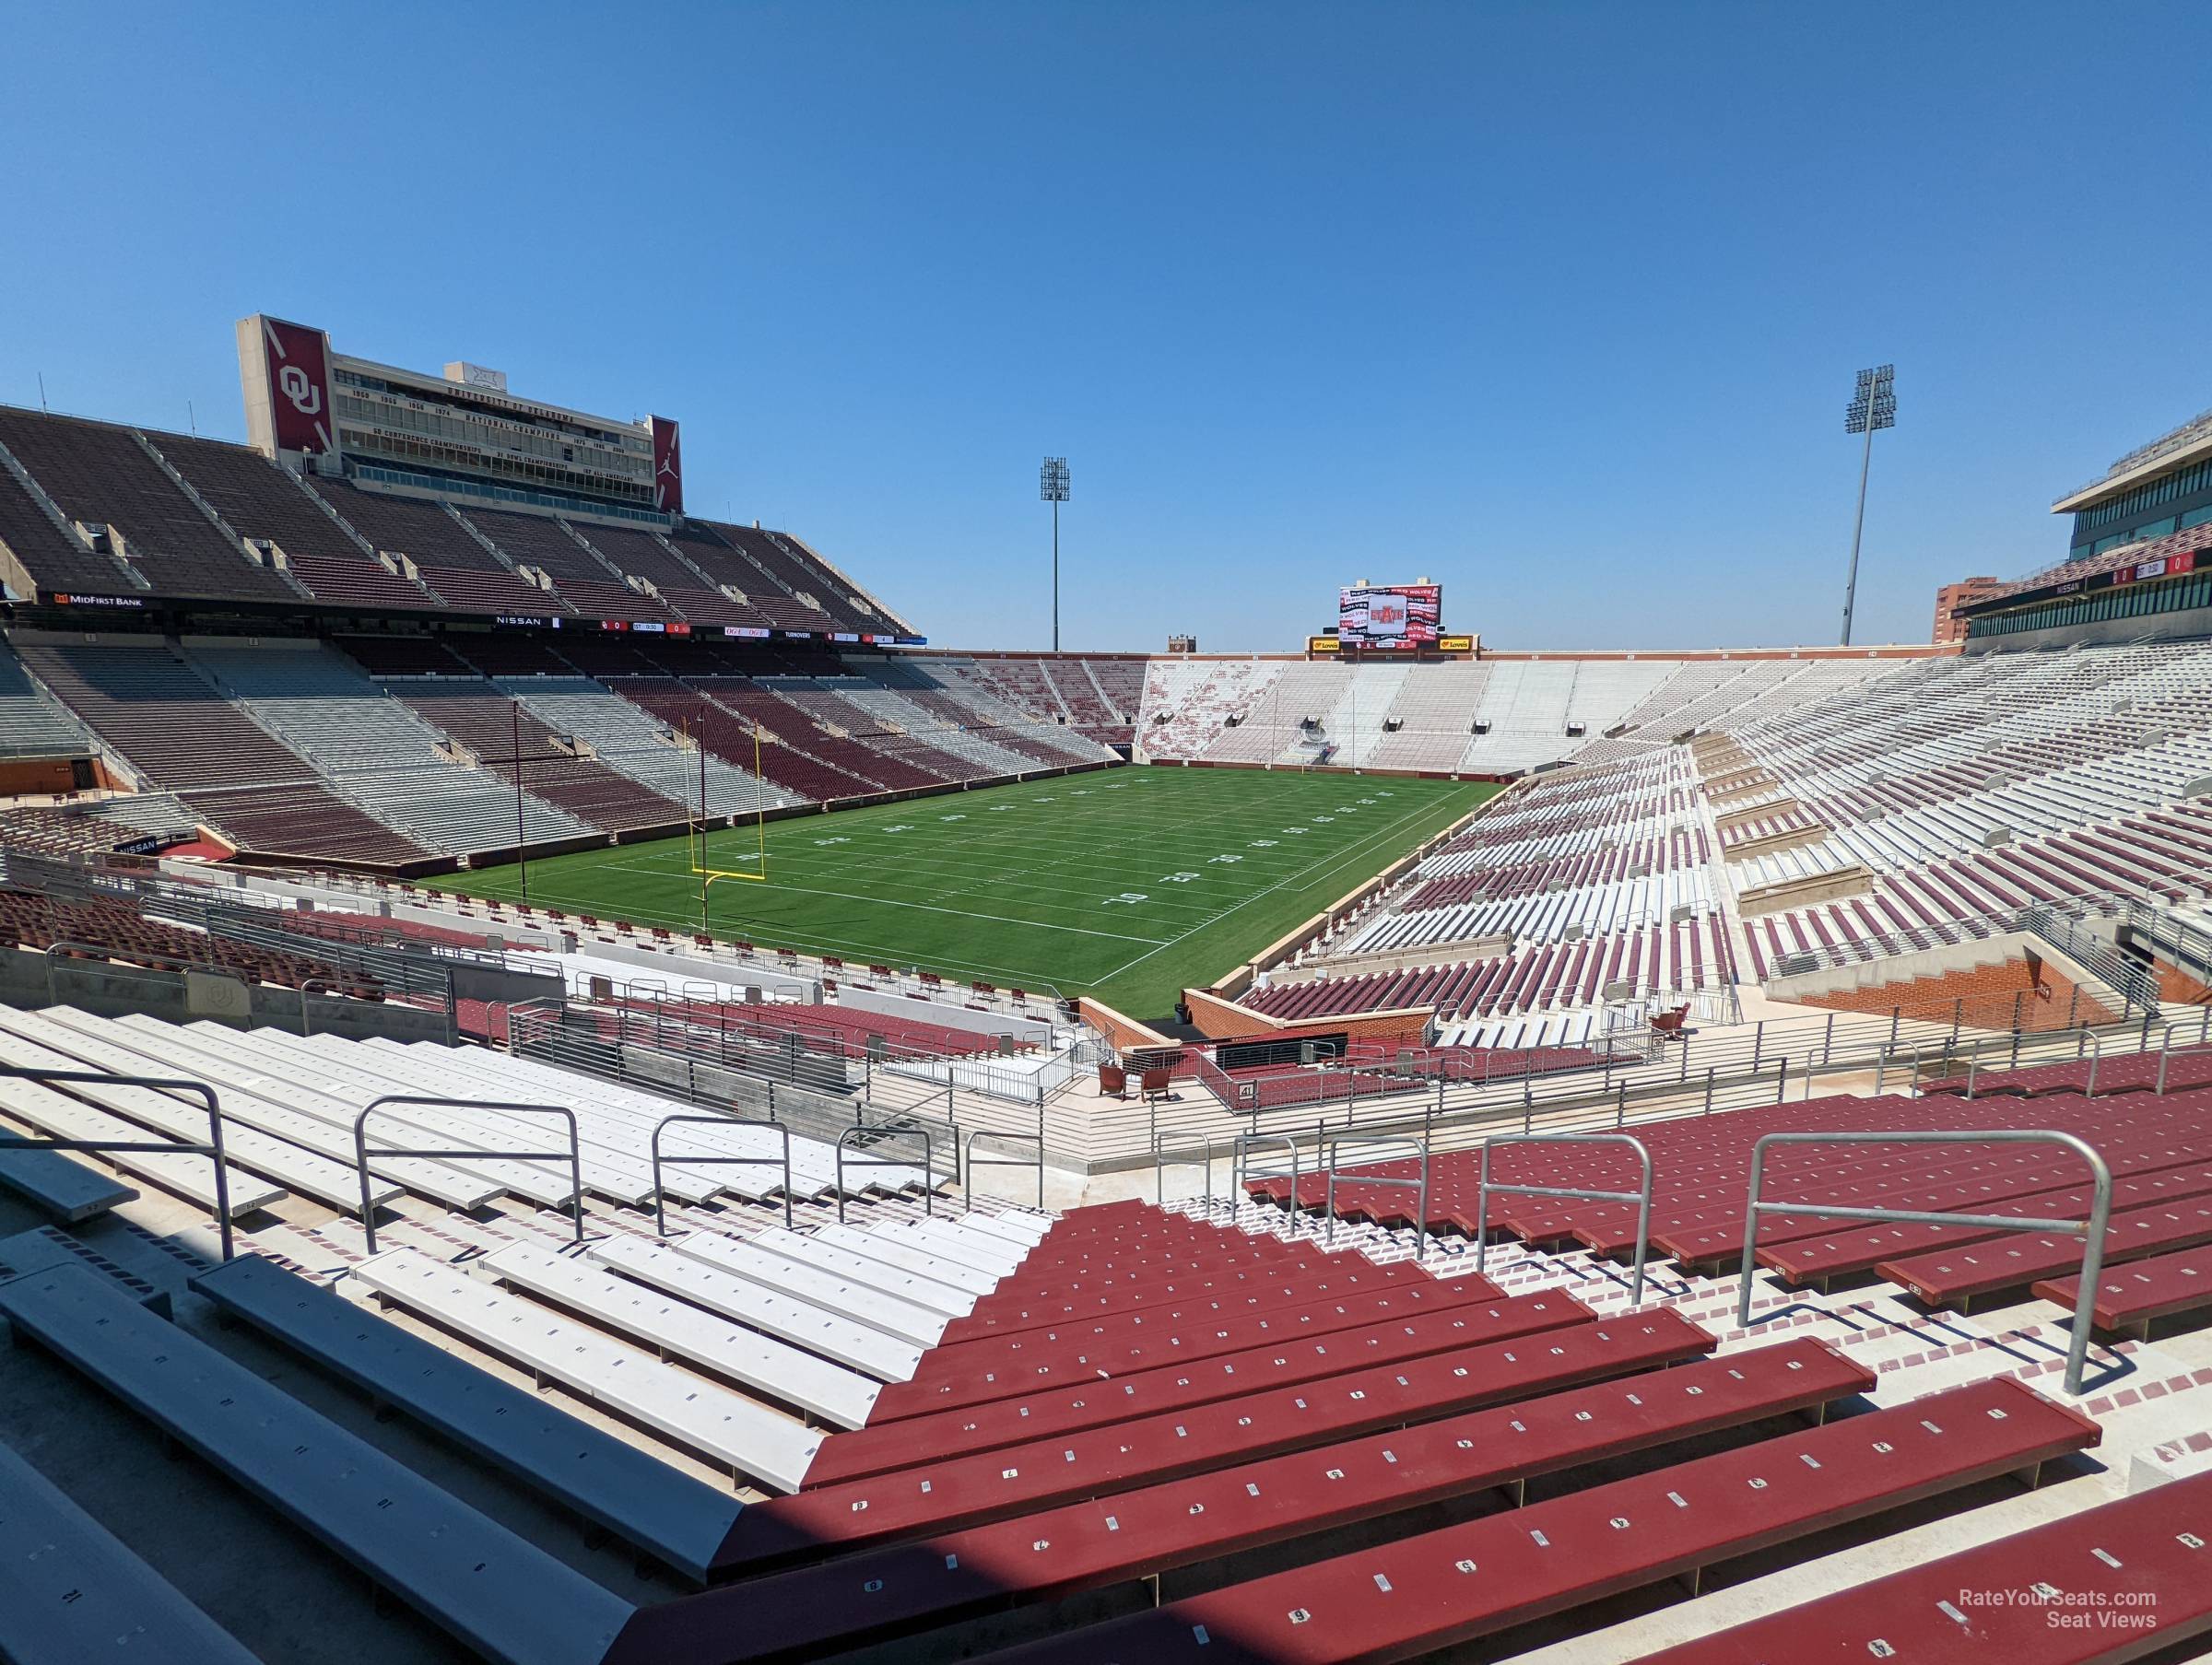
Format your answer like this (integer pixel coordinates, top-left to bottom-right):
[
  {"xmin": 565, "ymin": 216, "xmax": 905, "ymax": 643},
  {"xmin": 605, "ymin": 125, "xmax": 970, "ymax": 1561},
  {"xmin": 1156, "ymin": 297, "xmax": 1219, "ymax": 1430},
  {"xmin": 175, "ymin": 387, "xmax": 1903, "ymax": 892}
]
[{"xmin": 1794, "ymin": 951, "xmax": 2117, "ymax": 1033}]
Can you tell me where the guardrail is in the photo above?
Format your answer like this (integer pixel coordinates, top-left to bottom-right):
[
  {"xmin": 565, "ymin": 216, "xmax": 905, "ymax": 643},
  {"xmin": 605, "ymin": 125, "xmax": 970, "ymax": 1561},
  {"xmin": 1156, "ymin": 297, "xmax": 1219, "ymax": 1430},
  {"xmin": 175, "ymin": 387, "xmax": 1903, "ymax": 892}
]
[
  {"xmin": 835, "ymin": 1126, "xmax": 933, "ymax": 1223},
  {"xmin": 964, "ymin": 1130, "xmax": 1045, "ymax": 1213},
  {"xmin": 0, "ymin": 1062, "xmax": 236, "ymax": 1260},
  {"xmin": 1153, "ymin": 1132, "xmax": 1220, "ymax": 1212},
  {"xmin": 1476, "ymin": 1132, "xmax": 1652, "ymax": 1304},
  {"xmin": 651, "ymin": 1112, "xmax": 792, "ymax": 1233},
  {"xmin": 1735, "ymin": 1129, "xmax": 2112, "ymax": 1396},
  {"xmin": 351, "ymin": 1096, "xmax": 582, "ymax": 1255},
  {"xmin": 1323, "ymin": 1132, "xmax": 1430, "ymax": 1262}
]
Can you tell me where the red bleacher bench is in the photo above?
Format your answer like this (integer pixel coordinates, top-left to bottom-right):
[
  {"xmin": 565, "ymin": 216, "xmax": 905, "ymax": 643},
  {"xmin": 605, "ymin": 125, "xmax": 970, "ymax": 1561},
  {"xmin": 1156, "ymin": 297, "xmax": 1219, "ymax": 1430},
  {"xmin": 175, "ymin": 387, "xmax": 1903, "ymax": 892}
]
[
  {"xmin": 709, "ymin": 1308, "xmax": 1714, "ymax": 1575},
  {"xmin": 869, "ymin": 963, "xmax": 891, "ymax": 977},
  {"xmin": 920, "ymin": 970, "xmax": 942, "ymax": 987},
  {"xmin": 610, "ymin": 1338, "xmax": 1866, "ymax": 1662},
  {"xmin": 2034, "ymin": 1242, "xmax": 2212, "ymax": 1338},
  {"xmin": 977, "ymin": 1377, "xmax": 2098, "ymax": 1664},
  {"xmin": 972, "ymin": 980, "xmax": 995, "ymax": 994},
  {"xmin": 801, "ymin": 1289, "xmax": 1596, "ymax": 1488},
  {"xmin": 823, "ymin": 955, "xmax": 843, "ymax": 969},
  {"xmin": 1629, "ymin": 1466, "xmax": 2212, "ymax": 1665},
  {"xmin": 693, "ymin": 933, "xmax": 712, "ymax": 947}
]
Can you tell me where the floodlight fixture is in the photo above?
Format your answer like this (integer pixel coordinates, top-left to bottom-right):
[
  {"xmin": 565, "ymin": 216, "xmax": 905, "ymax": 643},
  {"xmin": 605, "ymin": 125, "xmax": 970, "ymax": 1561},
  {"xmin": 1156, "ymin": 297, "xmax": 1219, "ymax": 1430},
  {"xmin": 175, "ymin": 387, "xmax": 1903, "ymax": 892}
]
[
  {"xmin": 1041, "ymin": 456, "xmax": 1069, "ymax": 650},
  {"xmin": 1840, "ymin": 364, "xmax": 1896, "ymax": 645}
]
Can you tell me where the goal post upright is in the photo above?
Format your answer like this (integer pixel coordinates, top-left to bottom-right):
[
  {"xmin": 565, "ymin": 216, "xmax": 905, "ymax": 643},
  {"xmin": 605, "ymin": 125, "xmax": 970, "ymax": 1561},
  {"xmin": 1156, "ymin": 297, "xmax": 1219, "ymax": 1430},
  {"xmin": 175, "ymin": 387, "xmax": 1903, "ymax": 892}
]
[{"xmin": 687, "ymin": 708, "xmax": 770, "ymax": 935}]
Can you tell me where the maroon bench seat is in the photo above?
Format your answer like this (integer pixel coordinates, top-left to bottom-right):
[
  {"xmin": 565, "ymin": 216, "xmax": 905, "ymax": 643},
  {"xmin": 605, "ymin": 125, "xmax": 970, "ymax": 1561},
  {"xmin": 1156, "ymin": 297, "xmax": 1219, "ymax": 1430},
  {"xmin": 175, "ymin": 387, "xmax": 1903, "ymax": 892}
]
[
  {"xmin": 984, "ymin": 1376, "xmax": 2100, "ymax": 1665},
  {"xmin": 713, "ymin": 1308, "xmax": 1713, "ymax": 1577},
  {"xmin": 871, "ymin": 1266, "xmax": 1510, "ymax": 1423},
  {"xmin": 1879, "ymin": 1195, "xmax": 2212, "ymax": 1309},
  {"xmin": 1763, "ymin": 1157, "xmax": 2212, "ymax": 1287},
  {"xmin": 1629, "ymin": 1467, "xmax": 2212, "ymax": 1665},
  {"xmin": 918, "ymin": 1261, "xmax": 1474, "ymax": 1380},
  {"xmin": 806, "ymin": 1288, "xmax": 1594, "ymax": 1488},
  {"xmin": 939, "ymin": 1249, "xmax": 1389, "ymax": 1345},
  {"xmin": 2034, "ymin": 1243, "xmax": 2212, "ymax": 1336},
  {"xmin": 616, "ymin": 1336, "xmax": 1858, "ymax": 1664}
]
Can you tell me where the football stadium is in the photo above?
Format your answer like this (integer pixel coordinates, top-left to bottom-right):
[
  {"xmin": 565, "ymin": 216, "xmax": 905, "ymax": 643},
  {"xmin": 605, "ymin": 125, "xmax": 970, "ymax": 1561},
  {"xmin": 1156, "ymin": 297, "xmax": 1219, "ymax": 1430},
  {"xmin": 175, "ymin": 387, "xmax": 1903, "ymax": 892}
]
[{"xmin": 4, "ymin": 10, "xmax": 2212, "ymax": 1665}]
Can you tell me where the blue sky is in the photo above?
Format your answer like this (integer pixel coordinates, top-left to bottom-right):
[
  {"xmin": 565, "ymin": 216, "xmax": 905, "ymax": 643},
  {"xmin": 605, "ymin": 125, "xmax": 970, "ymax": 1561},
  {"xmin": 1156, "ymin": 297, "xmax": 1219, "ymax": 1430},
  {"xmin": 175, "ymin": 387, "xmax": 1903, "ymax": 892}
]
[{"xmin": 4, "ymin": 1, "xmax": 2208, "ymax": 652}]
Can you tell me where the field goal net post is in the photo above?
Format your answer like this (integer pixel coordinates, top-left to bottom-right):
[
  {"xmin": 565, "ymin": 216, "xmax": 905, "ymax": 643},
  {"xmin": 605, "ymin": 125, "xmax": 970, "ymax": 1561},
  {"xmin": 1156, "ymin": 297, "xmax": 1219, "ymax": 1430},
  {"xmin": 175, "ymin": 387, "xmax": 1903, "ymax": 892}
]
[{"xmin": 684, "ymin": 714, "xmax": 768, "ymax": 927}]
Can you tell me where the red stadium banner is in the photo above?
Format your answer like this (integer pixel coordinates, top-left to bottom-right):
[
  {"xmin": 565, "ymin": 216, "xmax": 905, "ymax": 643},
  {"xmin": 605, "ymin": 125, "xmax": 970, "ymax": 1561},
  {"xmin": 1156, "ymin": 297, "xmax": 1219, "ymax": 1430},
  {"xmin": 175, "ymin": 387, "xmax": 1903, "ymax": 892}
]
[
  {"xmin": 650, "ymin": 415, "xmax": 684, "ymax": 514},
  {"xmin": 258, "ymin": 317, "xmax": 337, "ymax": 456}
]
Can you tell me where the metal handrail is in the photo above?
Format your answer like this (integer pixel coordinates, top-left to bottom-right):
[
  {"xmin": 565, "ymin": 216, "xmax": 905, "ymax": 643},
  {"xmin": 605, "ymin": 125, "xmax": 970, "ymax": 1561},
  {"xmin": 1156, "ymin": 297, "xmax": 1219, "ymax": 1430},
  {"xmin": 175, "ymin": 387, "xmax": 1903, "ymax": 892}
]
[
  {"xmin": 1153, "ymin": 1132, "xmax": 1218, "ymax": 1213},
  {"xmin": 352, "ymin": 1096, "xmax": 582, "ymax": 1255},
  {"xmin": 41, "ymin": 939, "xmax": 250, "ymax": 1007},
  {"xmin": 1476, "ymin": 1132, "xmax": 1653, "ymax": 1304},
  {"xmin": 299, "ymin": 978, "xmax": 335, "ymax": 1038},
  {"xmin": 0, "ymin": 1062, "xmax": 236, "ymax": 1260},
  {"xmin": 651, "ymin": 1113, "xmax": 791, "ymax": 1235},
  {"xmin": 835, "ymin": 1126, "xmax": 933, "ymax": 1223},
  {"xmin": 1323, "ymin": 1132, "xmax": 1430, "ymax": 1262},
  {"xmin": 965, "ymin": 1129, "xmax": 1045, "ymax": 1213},
  {"xmin": 1735, "ymin": 1129, "xmax": 2113, "ymax": 1396},
  {"xmin": 1232, "ymin": 1131, "xmax": 1302, "ymax": 1221}
]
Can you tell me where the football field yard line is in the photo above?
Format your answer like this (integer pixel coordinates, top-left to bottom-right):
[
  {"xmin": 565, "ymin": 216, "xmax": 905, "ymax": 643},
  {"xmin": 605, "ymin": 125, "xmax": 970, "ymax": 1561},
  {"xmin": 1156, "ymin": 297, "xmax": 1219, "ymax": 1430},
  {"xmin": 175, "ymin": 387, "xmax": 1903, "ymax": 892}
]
[
  {"xmin": 1093, "ymin": 789, "xmax": 1469, "ymax": 984},
  {"xmin": 429, "ymin": 767, "xmax": 1500, "ymax": 1014}
]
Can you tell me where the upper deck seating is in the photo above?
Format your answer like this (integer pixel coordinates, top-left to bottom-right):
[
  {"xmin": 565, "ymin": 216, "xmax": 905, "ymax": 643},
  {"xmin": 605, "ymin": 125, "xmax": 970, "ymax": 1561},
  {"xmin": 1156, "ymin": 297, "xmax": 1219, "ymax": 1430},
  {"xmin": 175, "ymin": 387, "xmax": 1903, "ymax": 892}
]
[
  {"xmin": 0, "ymin": 408, "xmax": 297, "ymax": 601},
  {"xmin": 0, "ymin": 446, "xmax": 142, "ymax": 594},
  {"xmin": 156, "ymin": 432, "xmax": 440, "ymax": 610}
]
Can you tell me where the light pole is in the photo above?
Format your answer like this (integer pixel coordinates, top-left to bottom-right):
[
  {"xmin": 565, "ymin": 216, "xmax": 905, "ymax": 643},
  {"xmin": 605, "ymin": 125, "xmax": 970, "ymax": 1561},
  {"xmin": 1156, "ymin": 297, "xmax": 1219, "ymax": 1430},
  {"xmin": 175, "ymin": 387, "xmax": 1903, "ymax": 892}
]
[
  {"xmin": 1041, "ymin": 456, "xmax": 1069, "ymax": 651},
  {"xmin": 1841, "ymin": 364, "xmax": 1896, "ymax": 646}
]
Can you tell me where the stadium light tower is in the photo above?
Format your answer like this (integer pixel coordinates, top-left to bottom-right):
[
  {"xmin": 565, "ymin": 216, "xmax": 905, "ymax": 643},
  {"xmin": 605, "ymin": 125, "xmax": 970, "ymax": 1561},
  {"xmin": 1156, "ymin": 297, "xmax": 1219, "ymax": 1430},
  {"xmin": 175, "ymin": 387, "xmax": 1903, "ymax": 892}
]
[
  {"xmin": 1840, "ymin": 364, "xmax": 1896, "ymax": 646},
  {"xmin": 1041, "ymin": 456, "xmax": 1070, "ymax": 651}
]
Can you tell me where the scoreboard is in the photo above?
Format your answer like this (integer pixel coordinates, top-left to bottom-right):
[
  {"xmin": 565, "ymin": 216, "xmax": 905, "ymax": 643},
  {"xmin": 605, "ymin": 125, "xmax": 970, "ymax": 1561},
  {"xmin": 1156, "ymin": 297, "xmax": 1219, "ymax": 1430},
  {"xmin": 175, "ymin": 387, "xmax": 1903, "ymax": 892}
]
[{"xmin": 1337, "ymin": 582, "xmax": 1443, "ymax": 649}]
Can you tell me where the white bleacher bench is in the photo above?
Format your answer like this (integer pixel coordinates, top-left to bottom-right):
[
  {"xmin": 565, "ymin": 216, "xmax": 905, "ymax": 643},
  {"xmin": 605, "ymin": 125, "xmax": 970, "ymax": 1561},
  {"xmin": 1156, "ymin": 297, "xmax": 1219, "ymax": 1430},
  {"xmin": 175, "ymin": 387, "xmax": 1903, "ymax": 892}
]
[
  {"xmin": 204, "ymin": 1024, "xmax": 582, "ymax": 1207},
  {"xmin": 813, "ymin": 1219, "xmax": 1004, "ymax": 1296},
  {"xmin": 670, "ymin": 1229, "xmax": 952, "ymax": 1348},
  {"xmin": 0, "ymin": 1075, "xmax": 283, "ymax": 1218},
  {"xmin": 874, "ymin": 1216, "xmax": 1028, "ymax": 1277},
  {"xmin": 478, "ymin": 1239, "xmax": 882, "ymax": 1429},
  {"xmin": 751, "ymin": 1225, "xmax": 982, "ymax": 1315},
  {"xmin": 188, "ymin": 1253, "xmax": 743, "ymax": 1585},
  {"xmin": 589, "ymin": 1233, "xmax": 923, "ymax": 1383},
  {"xmin": 349, "ymin": 1246, "xmax": 823, "ymax": 1493},
  {"xmin": 76, "ymin": 1011, "xmax": 505, "ymax": 1210},
  {"xmin": 0, "ymin": 1016, "xmax": 401, "ymax": 1216},
  {"xmin": 0, "ymin": 1436, "xmax": 262, "ymax": 1664},
  {"xmin": 0, "ymin": 1265, "xmax": 634, "ymax": 1665}
]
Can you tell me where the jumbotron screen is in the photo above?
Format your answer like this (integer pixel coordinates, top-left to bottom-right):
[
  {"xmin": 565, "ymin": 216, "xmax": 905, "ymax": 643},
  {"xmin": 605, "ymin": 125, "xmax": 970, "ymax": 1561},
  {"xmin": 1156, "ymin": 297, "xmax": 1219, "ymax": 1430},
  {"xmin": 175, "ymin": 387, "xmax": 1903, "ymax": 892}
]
[{"xmin": 1337, "ymin": 583, "xmax": 1442, "ymax": 648}]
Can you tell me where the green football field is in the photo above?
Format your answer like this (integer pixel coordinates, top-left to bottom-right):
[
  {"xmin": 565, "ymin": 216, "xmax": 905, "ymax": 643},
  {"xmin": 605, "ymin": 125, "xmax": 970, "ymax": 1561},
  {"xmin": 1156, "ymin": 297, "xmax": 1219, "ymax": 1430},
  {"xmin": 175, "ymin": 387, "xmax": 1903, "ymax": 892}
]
[{"xmin": 428, "ymin": 766, "xmax": 1500, "ymax": 1019}]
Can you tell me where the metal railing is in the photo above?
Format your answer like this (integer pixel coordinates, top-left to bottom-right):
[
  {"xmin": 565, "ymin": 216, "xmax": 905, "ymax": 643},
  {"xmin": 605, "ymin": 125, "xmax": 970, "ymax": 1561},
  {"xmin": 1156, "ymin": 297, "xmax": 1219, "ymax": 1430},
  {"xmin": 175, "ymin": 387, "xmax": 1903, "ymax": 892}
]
[
  {"xmin": 1232, "ymin": 1131, "xmax": 1302, "ymax": 1217},
  {"xmin": 651, "ymin": 1113, "xmax": 792, "ymax": 1234},
  {"xmin": 0, "ymin": 1062, "xmax": 236, "ymax": 1260},
  {"xmin": 1735, "ymin": 1129, "xmax": 2112, "ymax": 1396},
  {"xmin": 1476, "ymin": 1132, "xmax": 1653, "ymax": 1304},
  {"xmin": 352, "ymin": 1096, "xmax": 582, "ymax": 1255},
  {"xmin": 1153, "ymin": 1133, "xmax": 1219, "ymax": 1213},
  {"xmin": 1323, "ymin": 1132, "xmax": 1430, "ymax": 1262},
  {"xmin": 835, "ymin": 1126, "xmax": 934, "ymax": 1223},
  {"xmin": 965, "ymin": 1130, "xmax": 1045, "ymax": 1213}
]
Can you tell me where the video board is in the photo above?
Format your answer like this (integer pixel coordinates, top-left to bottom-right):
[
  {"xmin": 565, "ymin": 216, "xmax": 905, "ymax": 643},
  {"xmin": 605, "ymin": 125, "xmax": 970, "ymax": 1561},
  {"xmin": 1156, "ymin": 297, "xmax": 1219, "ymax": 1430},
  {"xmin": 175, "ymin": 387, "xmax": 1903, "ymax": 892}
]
[{"xmin": 1337, "ymin": 583, "xmax": 1442, "ymax": 649}]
